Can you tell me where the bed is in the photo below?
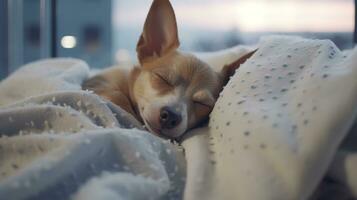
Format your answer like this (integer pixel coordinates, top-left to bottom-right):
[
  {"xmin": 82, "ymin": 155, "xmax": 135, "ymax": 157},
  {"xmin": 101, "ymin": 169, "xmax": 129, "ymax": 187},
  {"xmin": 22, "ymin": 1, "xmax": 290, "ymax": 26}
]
[{"xmin": 0, "ymin": 36, "xmax": 357, "ymax": 200}]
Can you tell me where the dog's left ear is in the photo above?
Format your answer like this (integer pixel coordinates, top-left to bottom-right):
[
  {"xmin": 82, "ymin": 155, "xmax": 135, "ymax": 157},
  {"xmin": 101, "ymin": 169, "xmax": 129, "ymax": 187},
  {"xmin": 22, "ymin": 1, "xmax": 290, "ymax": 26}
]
[
  {"xmin": 220, "ymin": 50, "xmax": 257, "ymax": 85},
  {"xmin": 136, "ymin": 0, "xmax": 180, "ymax": 65}
]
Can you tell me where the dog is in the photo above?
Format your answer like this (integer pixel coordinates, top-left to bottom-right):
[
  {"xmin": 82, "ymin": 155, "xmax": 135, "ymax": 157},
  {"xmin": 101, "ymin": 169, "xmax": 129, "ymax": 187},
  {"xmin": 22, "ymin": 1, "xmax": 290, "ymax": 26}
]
[{"xmin": 82, "ymin": 0, "xmax": 255, "ymax": 139}]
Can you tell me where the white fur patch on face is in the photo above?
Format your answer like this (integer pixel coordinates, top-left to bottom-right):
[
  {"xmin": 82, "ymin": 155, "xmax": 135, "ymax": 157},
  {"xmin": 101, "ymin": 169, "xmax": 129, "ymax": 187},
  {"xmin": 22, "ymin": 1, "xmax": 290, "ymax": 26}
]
[{"xmin": 137, "ymin": 85, "xmax": 188, "ymax": 138}]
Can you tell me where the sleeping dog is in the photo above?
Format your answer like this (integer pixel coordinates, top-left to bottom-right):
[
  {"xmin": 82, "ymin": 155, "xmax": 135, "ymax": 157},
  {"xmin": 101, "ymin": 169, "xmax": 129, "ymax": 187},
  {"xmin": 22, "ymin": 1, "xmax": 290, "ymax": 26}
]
[{"xmin": 82, "ymin": 0, "xmax": 255, "ymax": 139}]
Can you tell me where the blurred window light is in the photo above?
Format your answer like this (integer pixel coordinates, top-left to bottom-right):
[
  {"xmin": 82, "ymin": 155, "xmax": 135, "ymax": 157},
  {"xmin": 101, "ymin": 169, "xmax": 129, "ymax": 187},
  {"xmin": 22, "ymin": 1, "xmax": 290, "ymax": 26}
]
[
  {"xmin": 115, "ymin": 49, "xmax": 132, "ymax": 63},
  {"xmin": 61, "ymin": 35, "xmax": 77, "ymax": 48}
]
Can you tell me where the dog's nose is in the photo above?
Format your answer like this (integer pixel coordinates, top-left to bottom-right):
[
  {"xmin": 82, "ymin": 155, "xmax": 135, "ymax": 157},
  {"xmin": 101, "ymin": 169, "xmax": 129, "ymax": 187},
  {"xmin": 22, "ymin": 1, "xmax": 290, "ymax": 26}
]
[{"xmin": 160, "ymin": 106, "xmax": 182, "ymax": 129}]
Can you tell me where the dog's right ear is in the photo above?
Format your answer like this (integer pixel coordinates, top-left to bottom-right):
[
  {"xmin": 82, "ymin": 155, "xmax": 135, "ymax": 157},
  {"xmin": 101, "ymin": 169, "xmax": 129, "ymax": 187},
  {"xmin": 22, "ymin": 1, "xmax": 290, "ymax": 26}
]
[
  {"xmin": 136, "ymin": 0, "xmax": 180, "ymax": 65},
  {"xmin": 220, "ymin": 50, "xmax": 257, "ymax": 85}
]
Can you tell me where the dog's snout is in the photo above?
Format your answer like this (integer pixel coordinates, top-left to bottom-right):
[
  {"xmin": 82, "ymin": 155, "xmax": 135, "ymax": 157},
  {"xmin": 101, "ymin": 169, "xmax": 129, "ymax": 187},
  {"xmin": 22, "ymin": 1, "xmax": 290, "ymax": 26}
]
[{"xmin": 160, "ymin": 106, "xmax": 182, "ymax": 129}]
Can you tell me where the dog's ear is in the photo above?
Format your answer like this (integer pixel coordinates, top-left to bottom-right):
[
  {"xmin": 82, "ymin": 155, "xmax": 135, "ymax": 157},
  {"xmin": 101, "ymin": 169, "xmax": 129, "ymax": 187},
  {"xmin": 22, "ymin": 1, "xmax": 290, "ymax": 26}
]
[
  {"xmin": 220, "ymin": 50, "xmax": 257, "ymax": 85},
  {"xmin": 136, "ymin": 0, "xmax": 180, "ymax": 65}
]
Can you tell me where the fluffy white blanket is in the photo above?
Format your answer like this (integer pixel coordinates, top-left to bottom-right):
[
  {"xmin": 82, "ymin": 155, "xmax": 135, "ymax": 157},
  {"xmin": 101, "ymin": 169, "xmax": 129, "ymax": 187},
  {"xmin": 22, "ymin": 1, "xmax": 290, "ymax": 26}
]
[
  {"xmin": 0, "ymin": 59, "xmax": 186, "ymax": 200},
  {"xmin": 0, "ymin": 36, "xmax": 356, "ymax": 200}
]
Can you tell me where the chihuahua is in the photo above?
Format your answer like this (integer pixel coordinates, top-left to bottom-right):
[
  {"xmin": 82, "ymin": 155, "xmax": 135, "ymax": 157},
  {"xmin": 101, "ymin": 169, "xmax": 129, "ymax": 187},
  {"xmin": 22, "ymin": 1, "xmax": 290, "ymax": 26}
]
[{"xmin": 82, "ymin": 0, "xmax": 255, "ymax": 139}]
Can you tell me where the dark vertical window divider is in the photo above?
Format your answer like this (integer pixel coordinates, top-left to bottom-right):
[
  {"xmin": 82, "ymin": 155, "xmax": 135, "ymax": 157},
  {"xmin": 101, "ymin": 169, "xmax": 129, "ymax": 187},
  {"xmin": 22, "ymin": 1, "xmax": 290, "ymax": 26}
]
[
  {"xmin": 353, "ymin": 0, "xmax": 357, "ymax": 44},
  {"xmin": 0, "ymin": 0, "xmax": 8, "ymax": 79},
  {"xmin": 50, "ymin": 0, "xmax": 57, "ymax": 57}
]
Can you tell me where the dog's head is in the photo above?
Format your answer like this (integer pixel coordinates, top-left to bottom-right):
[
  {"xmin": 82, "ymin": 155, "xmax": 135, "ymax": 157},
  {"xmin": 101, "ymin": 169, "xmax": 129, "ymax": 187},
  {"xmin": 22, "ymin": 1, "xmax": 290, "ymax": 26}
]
[{"xmin": 130, "ymin": 0, "xmax": 254, "ymax": 139}]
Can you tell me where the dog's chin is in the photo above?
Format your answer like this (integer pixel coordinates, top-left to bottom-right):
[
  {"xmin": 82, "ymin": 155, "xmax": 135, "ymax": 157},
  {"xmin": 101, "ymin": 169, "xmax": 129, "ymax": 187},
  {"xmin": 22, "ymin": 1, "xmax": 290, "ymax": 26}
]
[
  {"xmin": 143, "ymin": 120, "xmax": 160, "ymax": 135},
  {"xmin": 142, "ymin": 118, "xmax": 183, "ymax": 139},
  {"xmin": 142, "ymin": 118, "xmax": 165, "ymax": 138}
]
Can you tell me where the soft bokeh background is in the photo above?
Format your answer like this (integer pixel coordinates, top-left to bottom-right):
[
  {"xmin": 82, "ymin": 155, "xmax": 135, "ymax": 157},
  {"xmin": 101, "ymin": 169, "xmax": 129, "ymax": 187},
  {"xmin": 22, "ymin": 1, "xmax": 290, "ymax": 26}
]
[
  {"xmin": 0, "ymin": 0, "xmax": 354, "ymax": 79},
  {"xmin": 113, "ymin": 0, "xmax": 354, "ymax": 62}
]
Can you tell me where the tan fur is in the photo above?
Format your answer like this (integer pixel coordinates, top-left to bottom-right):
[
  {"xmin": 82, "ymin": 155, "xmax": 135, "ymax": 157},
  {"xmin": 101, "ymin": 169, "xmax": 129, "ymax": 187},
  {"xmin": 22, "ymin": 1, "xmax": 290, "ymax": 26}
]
[
  {"xmin": 82, "ymin": 67, "xmax": 141, "ymax": 121},
  {"xmin": 82, "ymin": 0, "xmax": 255, "ymax": 138}
]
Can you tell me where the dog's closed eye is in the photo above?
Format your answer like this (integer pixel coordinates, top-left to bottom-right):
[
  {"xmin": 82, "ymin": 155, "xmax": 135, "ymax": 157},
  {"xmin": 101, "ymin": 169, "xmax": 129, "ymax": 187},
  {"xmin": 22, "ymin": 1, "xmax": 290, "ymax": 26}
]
[
  {"xmin": 192, "ymin": 90, "xmax": 215, "ymax": 109},
  {"xmin": 193, "ymin": 100, "xmax": 211, "ymax": 108},
  {"xmin": 151, "ymin": 72, "xmax": 173, "ymax": 86}
]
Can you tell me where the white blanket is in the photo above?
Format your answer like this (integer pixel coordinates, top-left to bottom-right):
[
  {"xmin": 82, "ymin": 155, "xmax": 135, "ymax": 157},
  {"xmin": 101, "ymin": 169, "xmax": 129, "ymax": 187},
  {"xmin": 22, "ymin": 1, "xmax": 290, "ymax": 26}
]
[
  {"xmin": 0, "ymin": 59, "xmax": 186, "ymax": 200},
  {"xmin": 0, "ymin": 36, "xmax": 357, "ymax": 200},
  {"xmin": 184, "ymin": 36, "xmax": 357, "ymax": 200}
]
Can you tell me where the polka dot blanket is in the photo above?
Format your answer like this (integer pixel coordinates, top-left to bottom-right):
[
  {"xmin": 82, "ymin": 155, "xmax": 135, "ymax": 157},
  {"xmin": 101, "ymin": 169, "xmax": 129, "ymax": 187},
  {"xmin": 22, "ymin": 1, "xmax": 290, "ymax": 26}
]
[{"xmin": 183, "ymin": 36, "xmax": 357, "ymax": 200}]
